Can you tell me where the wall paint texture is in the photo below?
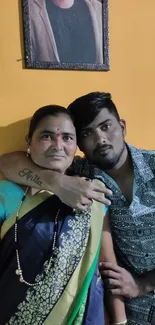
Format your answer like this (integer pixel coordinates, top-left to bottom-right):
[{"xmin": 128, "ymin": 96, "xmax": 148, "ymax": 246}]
[{"xmin": 0, "ymin": 0, "xmax": 155, "ymax": 155}]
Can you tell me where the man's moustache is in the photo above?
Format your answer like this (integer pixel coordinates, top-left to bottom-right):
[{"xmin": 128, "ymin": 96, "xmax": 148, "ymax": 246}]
[{"xmin": 94, "ymin": 145, "xmax": 112, "ymax": 155}]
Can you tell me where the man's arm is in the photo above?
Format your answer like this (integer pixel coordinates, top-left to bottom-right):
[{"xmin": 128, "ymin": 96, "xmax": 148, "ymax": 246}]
[
  {"xmin": 99, "ymin": 212, "xmax": 127, "ymax": 324},
  {"xmin": 0, "ymin": 152, "xmax": 112, "ymax": 210},
  {"xmin": 100, "ymin": 262, "xmax": 155, "ymax": 298},
  {"xmin": 143, "ymin": 269, "xmax": 155, "ymax": 292}
]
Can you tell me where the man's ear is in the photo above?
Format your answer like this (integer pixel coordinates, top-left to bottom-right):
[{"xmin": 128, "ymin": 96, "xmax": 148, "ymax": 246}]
[{"xmin": 119, "ymin": 119, "xmax": 126, "ymax": 137}]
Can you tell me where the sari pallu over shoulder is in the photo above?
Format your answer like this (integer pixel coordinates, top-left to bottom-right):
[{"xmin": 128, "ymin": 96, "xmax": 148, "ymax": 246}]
[
  {"xmin": 0, "ymin": 180, "xmax": 105, "ymax": 325},
  {"xmin": 47, "ymin": 198, "xmax": 104, "ymax": 325}
]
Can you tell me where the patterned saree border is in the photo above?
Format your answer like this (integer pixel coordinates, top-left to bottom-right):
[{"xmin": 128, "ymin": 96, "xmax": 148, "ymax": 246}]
[
  {"xmin": 68, "ymin": 236, "xmax": 102, "ymax": 325},
  {"xmin": 44, "ymin": 195, "xmax": 104, "ymax": 325},
  {"xmin": 72, "ymin": 296, "xmax": 87, "ymax": 325}
]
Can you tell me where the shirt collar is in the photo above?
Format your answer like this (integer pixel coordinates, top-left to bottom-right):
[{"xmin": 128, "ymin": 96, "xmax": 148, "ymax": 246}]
[
  {"xmin": 127, "ymin": 143, "xmax": 154, "ymax": 183},
  {"xmin": 93, "ymin": 143, "xmax": 154, "ymax": 189}
]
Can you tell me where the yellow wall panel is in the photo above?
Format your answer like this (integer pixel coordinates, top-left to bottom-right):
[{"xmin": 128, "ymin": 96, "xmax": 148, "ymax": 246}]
[{"xmin": 0, "ymin": 0, "xmax": 155, "ymax": 155}]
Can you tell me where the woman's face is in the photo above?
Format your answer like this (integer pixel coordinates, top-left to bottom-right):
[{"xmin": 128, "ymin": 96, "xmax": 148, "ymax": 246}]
[{"xmin": 29, "ymin": 114, "xmax": 77, "ymax": 173}]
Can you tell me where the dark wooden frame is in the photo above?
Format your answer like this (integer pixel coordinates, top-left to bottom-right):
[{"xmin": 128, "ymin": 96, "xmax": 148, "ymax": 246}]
[{"xmin": 22, "ymin": 0, "xmax": 109, "ymax": 71}]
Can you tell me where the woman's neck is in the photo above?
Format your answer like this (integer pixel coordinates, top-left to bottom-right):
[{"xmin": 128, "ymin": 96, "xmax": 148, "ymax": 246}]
[{"xmin": 52, "ymin": 0, "xmax": 74, "ymax": 9}]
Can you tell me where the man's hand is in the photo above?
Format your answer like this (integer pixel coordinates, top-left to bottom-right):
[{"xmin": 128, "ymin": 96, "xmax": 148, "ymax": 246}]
[
  {"xmin": 53, "ymin": 175, "xmax": 112, "ymax": 210},
  {"xmin": 99, "ymin": 262, "xmax": 148, "ymax": 298}
]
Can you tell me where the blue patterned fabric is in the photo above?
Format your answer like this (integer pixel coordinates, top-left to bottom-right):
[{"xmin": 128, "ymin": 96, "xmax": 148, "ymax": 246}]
[{"xmin": 70, "ymin": 144, "xmax": 155, "ymax": 324}]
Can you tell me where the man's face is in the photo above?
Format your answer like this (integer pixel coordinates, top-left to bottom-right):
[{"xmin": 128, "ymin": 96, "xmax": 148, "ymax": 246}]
[{"xmin": 78, "ymin": 108, "xmax": 126, "ymax": 170}]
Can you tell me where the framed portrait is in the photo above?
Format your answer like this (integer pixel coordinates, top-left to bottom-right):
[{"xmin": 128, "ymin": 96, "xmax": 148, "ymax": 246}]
[{"xmin": 22, "ymin": 0, "xmax": 109, "ymax": 71}]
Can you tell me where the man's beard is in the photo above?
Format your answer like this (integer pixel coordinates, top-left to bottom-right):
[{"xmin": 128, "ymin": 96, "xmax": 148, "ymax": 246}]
[{"xmin": 94, "ymin": 146, "xmax": 125, "ymax": 171}]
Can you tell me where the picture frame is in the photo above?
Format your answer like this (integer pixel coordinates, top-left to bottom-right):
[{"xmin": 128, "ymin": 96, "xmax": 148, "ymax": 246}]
[{"xmin": 22, "ymin": 0, "xmax": 109, "ymax": 71}]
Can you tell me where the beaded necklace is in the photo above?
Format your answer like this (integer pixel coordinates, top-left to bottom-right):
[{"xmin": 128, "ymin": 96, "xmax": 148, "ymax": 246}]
[{"xmin": 15, "ymin": 187, "xmax": 60, "ymax": 287}]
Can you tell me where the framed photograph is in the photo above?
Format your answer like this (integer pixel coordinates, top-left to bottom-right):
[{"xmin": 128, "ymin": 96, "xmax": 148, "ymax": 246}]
[{"xmin": 22, "ymin": 0, "xmax": 109, "ymax": 71}]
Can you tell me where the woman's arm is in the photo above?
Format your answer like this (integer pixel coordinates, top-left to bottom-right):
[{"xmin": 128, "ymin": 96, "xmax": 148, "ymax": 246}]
[{"xmin": 99, "ymin": 211, "xmax": 127, "ymax": 325}]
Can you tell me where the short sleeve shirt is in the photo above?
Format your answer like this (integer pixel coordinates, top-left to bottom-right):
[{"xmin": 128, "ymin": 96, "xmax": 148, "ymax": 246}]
[
  {"xmin": 69, "ymin": 144, "xmax": 155, "ymax": 322},
  {"xmin": 69, "ymin": 144, "xmax": 155, "ymax": 274}
]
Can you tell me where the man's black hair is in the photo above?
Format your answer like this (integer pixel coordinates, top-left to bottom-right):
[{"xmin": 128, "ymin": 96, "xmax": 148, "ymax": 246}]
[{"xmin": 67, "ymin": 92, "xmax": 120, "ymax": 140}]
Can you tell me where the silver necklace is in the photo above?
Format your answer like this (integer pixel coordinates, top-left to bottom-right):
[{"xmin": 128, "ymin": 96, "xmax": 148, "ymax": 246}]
[{"xmin": 15, "ymin": 187, "xmax": 60, "ymax": 287}]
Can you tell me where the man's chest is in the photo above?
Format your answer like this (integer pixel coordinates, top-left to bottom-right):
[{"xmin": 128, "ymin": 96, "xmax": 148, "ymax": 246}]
[
  {"xmin": 110, "ymin": 178, "xmax": 155, "ymax": 222},
  {"xmin": 109, "ymin": 179, "xmax": 155, "ymax": 272},
  {"xmin": 114, "ymin": 175, "xmax": 133, "ymax": 203}
]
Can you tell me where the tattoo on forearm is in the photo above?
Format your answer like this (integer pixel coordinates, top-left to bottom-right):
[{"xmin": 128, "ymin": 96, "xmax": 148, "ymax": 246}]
[{"xmin": 18, "ymin": 169, "xmax": 42, "ymax": 186}]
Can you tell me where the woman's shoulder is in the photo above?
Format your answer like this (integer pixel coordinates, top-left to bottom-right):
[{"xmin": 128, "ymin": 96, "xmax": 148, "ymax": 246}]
[
  {"xmin": 0, "ymin": 181, "xmax": 25, "ymax": 221},
  {"xmin": 0, "ymin": 180, "xmax": 23, "ymax": 194}
]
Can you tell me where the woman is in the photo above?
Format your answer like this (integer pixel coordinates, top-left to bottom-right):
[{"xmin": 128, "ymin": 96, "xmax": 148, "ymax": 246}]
[{"xmin": 0, "ymin": 105, "xmax": 126, "ymax": 325}]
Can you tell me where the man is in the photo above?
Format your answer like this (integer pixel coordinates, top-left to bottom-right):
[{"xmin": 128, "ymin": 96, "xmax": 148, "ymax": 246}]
[
  {"xmin": 1, "ymin": 92, "xmax": 155, "ymax": 324},
  {"xmin": 68, "ymin": 92, "xmax": 155, "ymax": 324},
  {"xmin": 30, "ymin": 0, "xmax": 103, "ymax": 64}
]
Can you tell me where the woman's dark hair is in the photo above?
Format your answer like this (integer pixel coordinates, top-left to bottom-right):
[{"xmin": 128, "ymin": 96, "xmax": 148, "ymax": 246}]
[
  {"xmin": 67, "ymin": 92, "xmax": 120, "ymax": 140},
  {"xmin": 27, "ymin": 105, "xmax": 73, "ymax": 141}
]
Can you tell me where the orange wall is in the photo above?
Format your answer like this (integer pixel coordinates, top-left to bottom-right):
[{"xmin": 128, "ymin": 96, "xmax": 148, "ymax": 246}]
[{"xmin": 0, "ymin": 0, "xmax": 155, "ymax": 155}]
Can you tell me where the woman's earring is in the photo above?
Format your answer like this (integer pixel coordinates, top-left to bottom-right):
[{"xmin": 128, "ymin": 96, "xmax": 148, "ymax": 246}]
[{"xmin": 27, "ymin": 148, "xmax": 31, "ymax": 157}]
